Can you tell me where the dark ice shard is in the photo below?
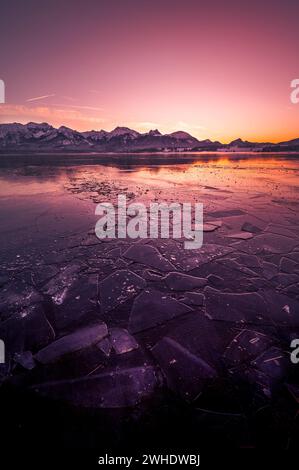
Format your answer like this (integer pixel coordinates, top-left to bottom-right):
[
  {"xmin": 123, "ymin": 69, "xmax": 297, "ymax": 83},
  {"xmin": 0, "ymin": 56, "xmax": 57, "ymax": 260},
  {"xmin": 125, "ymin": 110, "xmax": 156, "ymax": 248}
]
[
  {"xmin": 236, "ymin": 346, "xmax": 289, "ymax": 398},
  {"xmin": 204, "ymin": 287, "xmax": 268, "ymax": 323},
  {"xmin": 31, "ymin": 366, "xmax": 159, "ymax": 408},
  {"xmin": 0, "ymin": 282, "xmax": 43, "ymax": 320},
  {"xmin": 251, "ymin": 346, "xmax": 289, "ymax": 380},
  {"xmin": 129, "ymin": 289, "xmax": 192, "ymax": 333},
  {"xmin": 279, "ymin": 257, "xmax": 298, "ymax": 274},
  {"xmin": 223, "ymin": 329, "xmax": 274, "ymax": 367},
  {"xmin": 99, "ymin": 269, "xmax": 146, "ymax": 313},
  {"xmin": 262, "ymin": 261, "xmax": 278, "ymax": 280},
  {"xmin": 179, "ymin": 292, "xmax": 205, "ymax": 306},
  {"xmin": 237, "ymin": 233, "xmax": 299, "ymax": 254},
  {"xmin": 110, "ymin": 327, "xmax": 139, "ymax": 355},
  {"xmin": 96, "ymin": 337, "xmax": 112, "ymax": 357},
  {"xmin": 123, "ymin": 244, "xmax": 176, "ymax": 272},
  {"xmin": 14, "ymin": 351, "xmax": 35, "ymax": 370},
  {"xmin": 35, "ymin": 323, "xmax": 108, "ymax": 364},
  {"xmin": 43, "ymin": 263, "xmax": 81, "ymax": 305},
  {"xmin": 152, "ymin": 336, "xmax": 218, "ymax": 402},
  {"xmin": 241, "ymin": 222, "xmax": 262, "ymax": 234},
  {"xmin": 209, "ymin": 209, "xmax": 245, "ymax": 218},
  {"xmin": 0, "ymin": 303, "xmax": 55, "ymax": 357},
  {"xmin": 226, "ymin": 232, "xmax": 253, "ymax": 240},
  {"xmin": 262, "ymin": 290, "xmax": 299, "ymax": 328},
  {"xmin": 53, "ymin": 274, "xmax": 99, "ymax": 330},
  {"xmin": 164, "ymin": 272, "xmax": 207, "ymax": 291}
]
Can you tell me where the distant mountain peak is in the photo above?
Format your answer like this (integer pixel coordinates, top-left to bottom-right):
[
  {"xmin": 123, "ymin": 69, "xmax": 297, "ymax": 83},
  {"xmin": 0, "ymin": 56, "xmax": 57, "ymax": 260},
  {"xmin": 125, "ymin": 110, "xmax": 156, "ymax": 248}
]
[
  {"xmin": 82, "ymin": 129, "xmax": 108, "ymax": 139},
  {"xmin": 147, "ymin": 129, "xmax": 161, "ymax": 136},
  {"xmin": 108, "ymin": 127, "xmax": 140, "ymax": 138},
  {"xmin": 27, "ymin": 121, "xmax": 51, "ymax": 128},
  {"xmin": 58, "ymin": 125, "xmax": 74, "ymax": 132},
  {"xmin": 167, "ymin": 131, "xmax": 195, "ymax": 140}
]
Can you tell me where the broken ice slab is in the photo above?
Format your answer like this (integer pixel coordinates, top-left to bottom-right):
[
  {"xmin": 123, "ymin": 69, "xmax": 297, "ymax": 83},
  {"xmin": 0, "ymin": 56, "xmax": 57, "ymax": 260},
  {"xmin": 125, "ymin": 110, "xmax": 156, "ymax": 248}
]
[
  {"xmin": 142, "ymin": 269, "xmax": 164, "ymax": 281},
  {"xmin": 241, "ymin": 222, "xmax": 262, "ymax": 234},
  {"xmin": 208, "ymin": 220, "xmax": 223, "ymax": 228},
  {"xmin": 179, "ymin": 292, "xmax": 205, "ymax": 306},
  {"xmin": 34, "ymin": 323, "xmax": 108, "ymax": 364},
  {"xmin": 166, "ymin": 315, "xmax": 234, "ymax": 368},
  {"xmin": 109, "ymin": 328, "xmax": 139, "ymax": 355},
  {"xmin": 0, "ymin": 303, "xmax": 55, "ymax": 356},
  {"xmin": 209, "ymin": 209, "xmax": 246, "ymax": 218},
  {"xmin": 163, "ymin": 272, "xmax": 207, "ymax": 291},
  {"xmin": 272, "ymin": 273, "xmax": 299, "ymax": 289},
  {"xmin": 123, "ymin": 244, "xmax": 176, "ymax": 272},
  {"xmin": 31, "ymin": 365, "xmax": 159, "ymax": 408},
  {"xmin": 236, "ymin": 365, "xmax": 273, "ymax": 398},
  {"xmin": 226, "ymin": 232, "xmax": 253, "ymax": 240},
  {"xmin": 283, "ymin": 283, "xmax": 299, "ymax": 298},
  {"xmin": 203, "ymin": 223, "xmax": 221, "ymax": 232},
  {"xmin": 286, "ymin": 252, "xmax": 299, "ymax": 263},
  {"xmin": 251, "ymin": 346, "xmax": 289, "ymax": 380},
  {"xmin": 96, "ymin": 337, "xmax": 112, "ymax": 357},
  {"xmin": 279, "ymin": 257, "xmax": 299, "ymax": 274},
  {"xmin": 129, "ymin": 289, "xmax": 192, "ymax": 333},
  {"xmin": 105, "ymin": 247, "xmax": 122, "ymax": 259},
  {"xmin": 149, "ymin": 315, "xmax": 233, "ymax": 403},
  {"xmin": 237, "ymin": 233, "xmax": 299, "ymax": 254},
  {"xmin": 0, "ymin": 282, "xmax": 43, "ymax": 320},
  {"xmin": 234, "ymin": 346, "xmax": 289, "ymax": 399},
  {"xmin": 232, "ymin": 253, "xmax": 261, "ymax": 269},
  {"xmin": 216, "ymin": 258, "xmax": 258, "ymax": 277},
  {"xmin": 192, "ymin": 257, "xmax": 264, "ymax": 294},
  {"xmin": 265, "ymin": 223, "xmax": 299, "ymax": 239},
  {"xmin": 203, "ymin": 224, "xmax": 218, "ymax": 233},
  {"xmin": 99, "ymin": 269, "xmax": 146, "ymax": 313},
  {"xmin": 158, "ymin": 240, "xmax": 233, "ymax": 272},
  {"xmin": 206, "ymin": 274, "xmax": 224, "ymax": 289},
  {"xmin": 53, "ymin": 274, "xmax": 99, "ymax": 330},
  {"xmin": 31, "ymin": 264, "xmax": 60, "ymax": 287},
  {"xmin": 14, "ymin": 351, "xmax": 35, "ymax": 370},
  {"xmin": 152, "ymin": 336, "xmax": 218, "ymax": 402},
  {"xmin": 42, "ymin": 263, "xmax": 82, "ymax": 304},
  {"xmin": 223, "ymin": 329, "xmax": 275, "ymax": 367},
  {"xmin": 261, "ymin": 290, "xmax": 299, "ymax": 330},
  {"xmin": 0, "ymin": 316, "xmax": 25, "ymax": 356},
  {"xmin": 204, "ymin": 287, "xmax": 269, "ymax": 324},
  {"xmin": 22, "ymin": 303, "xmax": 55, "ymax": 351},
  {"xmin": 262, "ymin": 261, "xmax": 278, "ymax": 280}
]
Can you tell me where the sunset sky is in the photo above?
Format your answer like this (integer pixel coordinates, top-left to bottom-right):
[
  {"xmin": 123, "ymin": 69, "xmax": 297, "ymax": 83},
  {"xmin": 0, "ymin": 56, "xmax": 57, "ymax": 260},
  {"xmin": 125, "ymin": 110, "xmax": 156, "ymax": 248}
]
[{"xmin": 0, "ymin": 0, "xmax": 298, "ymax": 143}]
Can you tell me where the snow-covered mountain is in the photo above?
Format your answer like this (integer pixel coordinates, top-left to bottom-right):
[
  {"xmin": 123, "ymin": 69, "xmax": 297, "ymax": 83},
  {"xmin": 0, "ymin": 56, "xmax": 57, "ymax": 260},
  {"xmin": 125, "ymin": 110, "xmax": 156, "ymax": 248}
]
[
  {"xmin": 0, "ymin": 123, "xmax": 204, "ymax": 152},
  {"xmin": 0, "ymin": 122, "xmax": 89, "ymax": 148},
  {"xmin": 106, "ymin": 127, "xmax": 140, "ymax": 140},
  {"xmin": 0, "ymin": 122, "xmax": 298, "ymax": 152},
  {"xmin": 221, "ymin": 138, "xmax": 299, "ymax": 152}
]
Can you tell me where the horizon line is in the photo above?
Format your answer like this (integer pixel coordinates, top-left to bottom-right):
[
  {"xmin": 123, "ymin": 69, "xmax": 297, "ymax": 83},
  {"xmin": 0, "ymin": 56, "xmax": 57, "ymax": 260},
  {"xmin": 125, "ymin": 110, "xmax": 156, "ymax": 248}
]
[{"xmin": 1, "ymin": 121, "xmax": 299, "ymax": 146}]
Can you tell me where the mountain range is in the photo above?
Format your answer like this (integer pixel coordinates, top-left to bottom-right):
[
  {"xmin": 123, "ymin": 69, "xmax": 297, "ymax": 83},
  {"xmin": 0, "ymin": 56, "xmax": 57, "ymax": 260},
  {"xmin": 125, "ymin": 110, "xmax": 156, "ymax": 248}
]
[{"xmin": 0, "ymin": 122, "xmax": 299, "ymax": 153}]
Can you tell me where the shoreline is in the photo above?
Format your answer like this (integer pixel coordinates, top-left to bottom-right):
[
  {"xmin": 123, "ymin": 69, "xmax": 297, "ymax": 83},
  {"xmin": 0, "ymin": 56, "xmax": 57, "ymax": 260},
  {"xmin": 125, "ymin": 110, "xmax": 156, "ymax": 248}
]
[{"xmin": 1, "ymin": 150, "xmax": 299, "ymax": 157}]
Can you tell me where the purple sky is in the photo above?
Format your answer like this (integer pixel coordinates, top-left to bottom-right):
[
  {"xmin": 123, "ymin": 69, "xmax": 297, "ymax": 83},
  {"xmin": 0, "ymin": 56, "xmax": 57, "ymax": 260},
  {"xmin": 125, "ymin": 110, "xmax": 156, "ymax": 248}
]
[{"xmin": 0, "ymin": 0, "xmax": 298, "ymax": 142}]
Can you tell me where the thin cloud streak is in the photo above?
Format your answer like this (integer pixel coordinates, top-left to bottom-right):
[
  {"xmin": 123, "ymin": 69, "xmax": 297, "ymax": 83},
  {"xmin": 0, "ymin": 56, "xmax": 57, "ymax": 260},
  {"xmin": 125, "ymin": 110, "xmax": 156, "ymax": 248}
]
[
  {"xmin": 0, "ymin": 104, "xmax": 106, "ymax": 130},
  {"xmin": 26, "ymin": 94, "xmax": 55, "ymax": 102},
  {"xmin": 51, "ymin": 104, "xmax": 104, "ymax": 112}
]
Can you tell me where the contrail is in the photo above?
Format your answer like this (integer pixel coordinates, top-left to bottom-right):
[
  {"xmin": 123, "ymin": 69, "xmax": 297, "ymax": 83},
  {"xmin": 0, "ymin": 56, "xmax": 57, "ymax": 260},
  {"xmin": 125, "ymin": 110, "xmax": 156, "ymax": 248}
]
[{"xmin": 26, "ymin": 94, "xmax": 55, "ymax": 102}]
